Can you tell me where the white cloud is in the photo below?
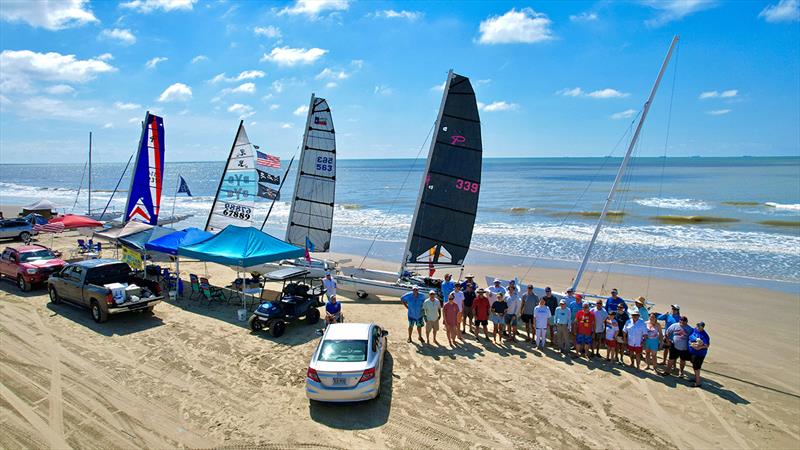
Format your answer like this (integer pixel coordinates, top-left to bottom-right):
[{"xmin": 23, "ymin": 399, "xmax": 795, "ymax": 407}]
[
  {"xmin": 570, "ymin": 12, "xmax": 598, "ymax": 22},
  {"xmin": 431, "ymin": 82, "xmax": 445, "ymax": 92},
  {"xmin": 45, "ymin": 84, "xmax": 76, "ymax": 95},
  {"xmin": 369, "ymin": 9, "xmax": 423, "ymax": 20},
  {"xmin": 221, "ymin": 82, "xmax": 256, "ymax": 96},
  {"xmin": 351, "ymin": 59, "xmax": 364, "ymax": 69},
  {"xmin": 279, "ymin": 0, "xmax": 349, "ymax": 17},
  {"xmin": 557, "ymin": 87, "xmax": 629, "ymax": 99},
  {"xmin": 477, "ymin": 79, "xmax": 492, "ymax": 85},
  {"xmin": 316, "ymin": 68, "xmax": 349, "ymax": 80},
  {"xmin": 210, "ymin": 70, "xmax": 266, "ymax": 83},
  {"xmin": 128, "ymin": 117, "xmax": 140, "ymax": 123},
  {"xmin": 374, "ymin": 85, "xmax": 393, "ymax": 96},
  {"xmin": 707, "ymin": 109, "xmax": 731, "ymax": 115},
  {"xmin": 480, "ymin": 101, "xmax": 518, "ymax": 112},
  {"xmin": 0, "ymin": 50, "xmax": 116, "ymax": 92},
  {"xmin": 254, "ymin": 25, "xmax": 281, "ymax": 38},
  {"xmin": 103, "ymin": 122, "xmax": 114, "ymax": 129},
  {"xmin": 114, "ymin": 101, "xmax": 141, "ymax": 110},
  {"xmin": 759, "ymin": 0, "xmax": 800, "ymax": 22},
  {"xmin": 611, "ymin": 109, "xmax": 637, "ymax": 120},
  {"xmin": 280, "ymin": 123, "xmax": 292, "ymax": 129},
  {"xmin": 643, "ymin": 0, "xmax": 717, "ymax": 27},
  {"xmin": 100, "ymin": 28, "xmax": 137, "ymax": 45},
  {"xmin": 191, "ymin": 55, "xmax": 208, "ymax": 64},
  {"xmin": 261, "ymin": 47, "xmax": 328, "ymax": 66},
  {"xmin": 325, "ymin": 82, "xmax": 337, "ymax": 89},
  {"xmin": 121, "ymin": 0, "xmax": 197, "ymax": 13},
  {"xmin": 145, "ymin": 56, "xmax": 168, "ymax": 69},
  {"xmin": 699, "ymin": 89, "xmax": 738, "ymax": 99},
  {"xmin": 269, "ymin": 104, "xmax": 280, "ymax": 111},
  {"xmin": 15, "ymin": 96, "xmax": 97, "ymax": 121},
  {"xmin": 272, "ymin": 80, "xmax": 284, "ymax": 93},
  {"xmin": 721, "ymin": 89, "xmax": 739, "ymax": 98},
  {"xmin": 0, "ymin": 0, "xmax": 97, "ymax": 30},
  {"xmin": 478, "ymin": 8, "xmax": 554, "ymax": 45},
  {"xmin": 157, "ymin": 83, "xmax": 192, "ymax": 102},
  {"xmin": 293, "ymin": 105, "xmax": 309, "ymax": 116},
  {"xmin": 228, "ymin": 103, "xmax": 255, "ymax": 118},
  {"xmin": 97, "ymin": 53, "xmax": 114, "ymax": 61}
]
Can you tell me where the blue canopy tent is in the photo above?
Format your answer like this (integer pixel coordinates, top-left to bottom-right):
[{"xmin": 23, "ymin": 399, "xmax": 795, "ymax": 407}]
[
  {"xmin": 118, "ymin": 226, "xmax": 177, "ymax": 252},
  {"xmin": 144, "ymin": 227, "xmax": 213, "ymax": 256}
]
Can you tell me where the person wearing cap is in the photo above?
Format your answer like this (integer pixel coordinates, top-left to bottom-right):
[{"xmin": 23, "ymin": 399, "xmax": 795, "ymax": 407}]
[
  {"xmin": 401, "ymin": 287, "xmax": 426, "ymax": 343},
  {"xmin": 452, "ymin": 283, "xmax": 465, "ymax": 341},
  {"xmin": 489, "ymin": 278, "xmax": 506, "ymax": 298},
  {"xmin": 473, "ymin": 288, "xmax": 491, "ymax": 340},
  {"xmin": 591, "ymin": 300, "xmax": 609, "ymax": 357},
  {"xmin": 460, "ymin": 273, "xmax": 477, "ymax": 292},
  {"xmin": 623, "ymin": 310, "xmax": 647, "ymax": 369},
  {"xmin": 442, "ymin": 292, "xmax": 461, "ymax": 348},
  {"xmin": 504, "ymin": 285, "xmax": 522, "ymax": 342},
  {"xmin": 574, "ymin": 302, "xmax": 596, "ymax": 358},
  {"xmin": 688, "ymin": 322, "xmax": 710, "ymax": 387},
  {"xmin": 324, "ymin": 295, "xmax": 342, "ymax": 326},
  {"xmin": 490, "ymin": 292, "xmax": 508, "ymax": 344},
  {"xmin": 635, "ymin": 297, "xmax": 649, "ymax": 320},
  {"xmin": 613, "ymin": 304, "xmax": 630, "ymax": 360},
  {"xmin": 644, "ymin": 312, "xmax": 663, "ymax": 371},
  {"xmin": 567, "ymin": 292, "xmax": 583, "ymax": 348},
  {"xmin": 662, "ymin": 315, "xmax": 693, "ymax": 377},
  {"xmin": 542, "ymin": 287, "xmax": 559, "ymax": 346},
  {"xmin": 605, "ymin": 288, "xmax": 627, "ymax": 314},
  {"xmin": 422, "ymin": 290, "xmax": 442, "ymax": 345},
  {"xmin": 322, "ymin": 272, "xmax": 337, "ymax": 301},
  {"xmin": 532, "ymin": 298, "xmax": 551, "ymax": 350},
  {"xmin": 440, "ymin": 274, "xmax": 455, "ymax": 306},
  {"xmin": 520, "ymin": 285, "xmax": 539, "ymax": 344},
  {"xmin": 604, "ymin": 312, "xmax": 620, "ymax": 362},
  {"xmin": 461, "ymin": 283, "xmax": 476, "ymax": 335},
  {"xmin": 553, "ymin": 299, "xmax": 572, "ymax": 354},
  {"xmin": 658, "ymin": 304, "xmax": 682, "ymax": 365}
]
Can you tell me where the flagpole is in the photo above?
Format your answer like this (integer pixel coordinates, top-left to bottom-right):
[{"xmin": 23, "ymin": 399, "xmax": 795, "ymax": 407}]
[
  {"xmin": 260, "ymin": 154, "xmax": 295, "ymax": 231},
  {"xmin": 170, "ymin": 175, "xmax": 181, "ymax": 228}
]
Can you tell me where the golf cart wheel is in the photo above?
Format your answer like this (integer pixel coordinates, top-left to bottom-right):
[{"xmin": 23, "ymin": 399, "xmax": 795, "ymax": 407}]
[
  {"xmin": 248, "ymin": 315, "xmax": 264, "ymax": 332},
  {"xmin": 356, "ymin": 290, "xmax": 368, "ymax": 299},
  {"xmin": 269, "ymin": 320, "xmax": 286, "ymax": 337},
  {"xmin": 306, "ymin": 308, "xmax": 320, "ymax": 325}
]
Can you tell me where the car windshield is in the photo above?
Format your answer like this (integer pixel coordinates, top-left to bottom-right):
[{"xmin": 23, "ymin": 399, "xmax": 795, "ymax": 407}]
[
  {"xmin": 318, "ymin": 339, "xmax": 368, "ymax": 362},
  {"xmin": 20, "ymin": 250, "xmax": 56, "ymax": 262}
]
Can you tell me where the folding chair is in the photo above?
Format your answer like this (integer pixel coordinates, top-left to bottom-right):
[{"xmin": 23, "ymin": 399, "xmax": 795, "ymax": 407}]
[
  {"xmin": 189, "ymin": 274, "xmax": 201, "ymax": 300},
  {"xmin": 199, "ymin": 277, "xmax": 225, "ymax": 305},
  {"xmin": 94, "ymin": 242, "xmax": 102, "ymax": 254},
  {"xmin": 77, "ymin": 239, "xmax": 87, "ymax": 253}
]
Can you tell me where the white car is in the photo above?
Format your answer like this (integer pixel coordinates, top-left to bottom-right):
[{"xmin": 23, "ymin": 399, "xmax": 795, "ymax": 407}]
[{"xmin": 306, "ymin": 323, "xmax": 388, "ymax": 402}]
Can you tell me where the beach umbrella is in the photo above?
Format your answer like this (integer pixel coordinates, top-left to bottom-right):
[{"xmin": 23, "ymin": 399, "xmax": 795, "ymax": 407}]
[
  {"xmin": 33, "ymin": 221, "xmax": 65, "ymax": 247},
  {"xmin": 49, "ymin": 214, "xmax": 103, "ymax": 229}
]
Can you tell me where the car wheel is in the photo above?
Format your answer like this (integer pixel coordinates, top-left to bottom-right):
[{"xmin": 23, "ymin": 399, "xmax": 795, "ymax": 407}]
[
  {"xmin": 356, "ymin": 290, "xmax": 368, "ymax": 299},
  {"xmin": 17, "ymin": 275, "xmax": 30, "ymax": 292},
  {"xmin": 90, "ymin": 300, "xmax": 108, "ymax": 323},
  {"xmin": 269, "ymin": 320, "xmax": 286, "ymax": 337},
  {"xmin": 249, "ymin": 315, "xmax": 264, "ymax": 332},
  {"xmin": 306, "ymin": 307, "xmax": 320, "ymax": 325},
  {"xmin": 49, "ymin": 287, "xmax": 62, "ymax": 304},
  {"xmin": 18, "ymin": 231, "xmax": 30, "ymax": 242}
]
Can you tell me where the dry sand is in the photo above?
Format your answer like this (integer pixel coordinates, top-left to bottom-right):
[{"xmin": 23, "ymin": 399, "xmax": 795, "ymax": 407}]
[{"xmin": 1, "ymin": 229, "xmax": 799, "ymax": 449}]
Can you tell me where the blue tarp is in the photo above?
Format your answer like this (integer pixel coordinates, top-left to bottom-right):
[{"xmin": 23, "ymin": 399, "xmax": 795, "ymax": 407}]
[
  {"xmin": 144, "ymin": 227, "xmax": 213, "ymax": 255},
  {"xmin": 177, "ymin": 225, "xmax": 304, "ymax": 267},
  {"xmin": 118, "ymin": 226, "xmax": 177, "ymax": 251}
]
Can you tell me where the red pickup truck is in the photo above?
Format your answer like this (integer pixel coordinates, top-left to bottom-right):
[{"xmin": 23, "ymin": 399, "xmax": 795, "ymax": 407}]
[{"xmin": 0, "ymin": 245, "xmax": 67, "ymax": 291}]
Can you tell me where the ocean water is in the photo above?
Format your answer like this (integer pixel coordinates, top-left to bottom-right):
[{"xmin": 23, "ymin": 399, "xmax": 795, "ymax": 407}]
[{"xmin": 1, "ymin": 157, "xmax": 798, "ymax": 283}]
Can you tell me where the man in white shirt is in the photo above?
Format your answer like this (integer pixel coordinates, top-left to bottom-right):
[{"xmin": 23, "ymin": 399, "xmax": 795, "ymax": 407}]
[
  {"xmin": 623, "ymin": 311, "xmax": 647, "ymax": 370},
  {"xmin": 322, "ymin": 272, "xmax": 337, "ymax": 301},
  {"xmin": 489, "ymin": 279, "xmax": 506, "ymax": 298},
  {"xmin": 504, "ymin": 285, "xmax": 522, "ymax": 342},
  {"xmin": 533, "ymin": 298, "xmax": 552, "ymax": 350}
]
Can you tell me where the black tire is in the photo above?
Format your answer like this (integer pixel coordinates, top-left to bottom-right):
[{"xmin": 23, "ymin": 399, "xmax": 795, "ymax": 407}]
[
  {"xmin": 356, "ymin": 290, "xmax": 368, "ymax": 299},
  {"xmin": 143, "ymin": 305, "xmax": 155, "ymax": 314},
  {"xmin": 90, "ymin": 300, "xmax": 108, "ymax": 323},
  {"xmin": 17, "ymin": 275, "xmax": 30, "ymax": 292},
  {"xmin": 269, "ymin": 320, "xmax": 286, "ymax": 337},
  {"xmin": 18, "ymin": 231, "xmax": 30, "ymax": 242},
  {"xmin": 49, "ymin": 286, "xmax": 62, "ymax": 304},
  {"xmin": 249, "ymin": 315, "xmax": 264, "ymax": 332},
  {"xmin": 306, "ymin": 307, "xmax": 320, "ymax": 325}
]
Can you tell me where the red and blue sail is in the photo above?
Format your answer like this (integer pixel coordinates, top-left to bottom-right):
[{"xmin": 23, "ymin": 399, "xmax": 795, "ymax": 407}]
[{"xmin": 124, "ymin": 112, "xmax": 165, "ymax": 225}]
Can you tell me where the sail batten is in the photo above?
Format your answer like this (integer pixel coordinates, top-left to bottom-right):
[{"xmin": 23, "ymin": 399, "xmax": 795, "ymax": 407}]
[{"xmin": 124, "ymin": 112, "xmax": 165, "ymax": 225}]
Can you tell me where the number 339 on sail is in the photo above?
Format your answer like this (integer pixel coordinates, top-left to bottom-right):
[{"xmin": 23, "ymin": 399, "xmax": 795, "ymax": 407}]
[{"xmin": 455, "ymin": 179, "xmax": 479, "ymax": 193}]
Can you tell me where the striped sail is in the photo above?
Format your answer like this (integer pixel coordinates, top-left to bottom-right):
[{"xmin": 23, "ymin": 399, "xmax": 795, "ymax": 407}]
[
  {"xmin": 285, "ymin": 95, "xmax": 336, "ymax": 252},
  {"xmin": 124, "ymin": 112, "xmax": 165, "ymax": 225},
  {"xmin": 205, "ymin": 121, "xmax": 258, "ymax": 233}
]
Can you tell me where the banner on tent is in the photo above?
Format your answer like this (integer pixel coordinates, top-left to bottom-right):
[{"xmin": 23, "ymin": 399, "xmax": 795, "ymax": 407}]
[{"xmin": 121, "ymin": 246, "xmax": 143, "ymax": 270}]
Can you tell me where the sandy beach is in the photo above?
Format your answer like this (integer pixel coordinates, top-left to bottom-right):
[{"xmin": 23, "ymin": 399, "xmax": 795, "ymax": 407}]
[{"xmin": 0, "ymin": 225, "xmax": 798, "ymax": 449}]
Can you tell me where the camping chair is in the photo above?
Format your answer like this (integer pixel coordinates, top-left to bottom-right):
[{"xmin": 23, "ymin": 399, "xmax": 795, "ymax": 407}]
[
  {"xmin": 161, "ymin": 268, "xmax": 177, "ymax": 290},
  {"xmin": 189, "ymin": 274, "xmax": 201, "ymax": 300},
  {"xmin": 199, "ymin": 277, "xmax": 225, "ymax": 305},
  {"xmin": 77, "ymin": 239, "xmax": 88, "ymax": 253},
  {"xmin": 94, "ymin": 242, "xmax": 102, "ymax": 254}
]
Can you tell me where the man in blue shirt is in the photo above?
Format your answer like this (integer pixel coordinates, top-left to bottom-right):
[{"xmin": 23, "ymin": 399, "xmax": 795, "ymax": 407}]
[
  {"xmin": 401, "ymin": 287, "xmax": 426, "ymax": 343},
  {"xmin": 688, "ymin": 322, "xmax": 710, "ymax": 388},
  {"xmin": 460, "ymin": 273, "xmax": 478, "ymax": 292},
  {"xmin": 440, "ymin": 274, "xmax": 455, "ymax": 303},
  {"xmin": 324, "ymin": 295, "xmax": 342, "ymax": 326},
  {"xmin": 657, "ymin": 304, "xmax": 682, "ymax": 364},
  {"xmin": 553, "ymin": 299, "xmax": 572, "ymax": 354},
  {"xmin": 605, "ymin": 288, "xmax": 627, "ymax": 313},
  {"xmin": 567, "ymin": 292, "xmax": 583, "ymax": 348}
]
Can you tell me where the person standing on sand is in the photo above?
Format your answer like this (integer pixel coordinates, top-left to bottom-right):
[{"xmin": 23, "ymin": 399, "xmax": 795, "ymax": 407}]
[
  {"xmin": 635, "ymin": 297, "xmax": 649, "ymax": 320},
  {"xmin": 574, "ymin": 303, "xmax": 595, "ymax": 358},
  {"xmin": 553, "ymin": 299, "xmax": 571, "ymax": 354},
  {"xmin": 614, "ymin": 304, "xmax": 630, "ymax": 359},
  {"xmin": 542, "ymin": 287, "xmax": 559, "ymax": 346},
  {"xmin": 490, "ymin": 293, "xmax": 508, "ymax": 344},
  {"xmin": 591, "ymin": 300, "xmax": 608, "ymax": 357},
  {"xmin": 322, "ymin": 272, "xmax": 337, "ymax": 301},
  {"xmin": 460, "ymin": 273, "xmax": 477, "ymax": 292},
  {"xmin": 658, "ymin": 304, "xmax": 681, "ymax": 365},
  {"xmin": 644, "ymin": 313, "xmax": 663, "ymax": 371},
  {"xmin": 473, "ymin": 288, "xmax": 491, "ymax": 340},
  {"xmin": 504, "ymin": 285, "xmax": 521, "ymax": 342},
  {"xmin": 662, "ymin": 316, "xmax": 692, "ymax": 377},
  {"xmin": 462, "ymin": 283, "xmax": 476, "ymax": 334},
  {"xmin": 441, "ymin": 273, "xmax": 455, "ymax": 304},
  {"xmin": 443, "ymin": 293, "xmax": 460, "ymax": 348},
  {"xmin": 489, "ymin": 278, "xmax": 506, "ymax": 298},
  {"xmin": 520, "ymin": 285, "xmax": 539, "ymax": 344},
  {"xmin": 606, "ymin": 288, "xmax": 627, "ymax": 313},
  {"xmin": 568, "ymin": 292, "xmax": 584, "ymax": 348},
  {"xmin": 533, "ymin": 298, "xmax": 551, "ymax": 350},
  {"xmin": 422, "ymin": 290, "xmax": 442, "ymax": 345},
  {"xmin": 452, "ymin": 283, "xmax": 465, "ymax": 341},
  {"xmin": 605, "ymin": 313, "xmax": 620, "ymax": 362},
  {"xmin": 623, "ymin": 310, "xmax": 647, "ymax": 369},
  {"xmin": 688, "ymin": 322, "xmax": 710, "ymax": 388},
  {"xmin": 401, "ymin": 287, "xmax": 426, "ymax": 343}
]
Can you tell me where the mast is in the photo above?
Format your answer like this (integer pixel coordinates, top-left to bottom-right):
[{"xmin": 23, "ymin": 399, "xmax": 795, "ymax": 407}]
[
  {"xmin": 571, "ymin": 35, "xmax": 679, "ymax": 292},
  {"xmin": 88, "ymin": 131, "xmax": 92, "ymax": 214},
  {"xmin": 285, "ymin": 93, "xmax": 316, "ymax": 242},
  {"xmin": 400, "ymin": 69, "xmax": 453, "ymax": 275},
  {"xmin": 205, "ymin": 120, "xmax": 243, "ymax": 231}
]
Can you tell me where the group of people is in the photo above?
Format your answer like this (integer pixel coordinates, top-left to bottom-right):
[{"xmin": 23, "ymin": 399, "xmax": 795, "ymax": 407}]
[{"xmin": 400, "ymin": 274, "xmax": 711, "ymax": 388}]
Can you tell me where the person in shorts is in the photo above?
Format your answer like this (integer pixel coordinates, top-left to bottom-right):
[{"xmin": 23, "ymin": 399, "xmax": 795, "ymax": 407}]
[
  {"xmin": 422, "ymin": 290, "xmax": 442, "ymax": 345},
  {"xmin": 442, "ymin": 293, "xmax": 461, "ymax": 348},
  {"xmin": 542, "ymin": 287, "xmax": 559, "ymax": 346},
  {"xmin": 623, "ymin": 310, "xmax": 647, "ymax": 369},
  {"xmin": 520, "ymin": 284, "xmax": 539, "ymax": 344},
  {"xmin": 591, "ymin": 300, "xmax": 608, "ymax": 356},
  {"xmin": 490, "ymin": 293, "xmax": 508, "ymax": 344},
  {"xmin": 324, "ymin": 295, "xmax": 343, "ymax": 326},
  {"xmin": 452, "ymin": 283, "xmax": 465, "ymax": 342},
  {"xmin": 461, "ymin": 283, "xmax": 476, "ymax": 334},
  {"xmin": 605, "ymin": 312, "xmax": 619, "ymax": 362},
  {"xmin": 658, "ymin": 304, "xmax": 682, "ymax": 365},
  {"xmin": 401, "ymin": 287, "xmax": 426, "ymax": 343},
  {"xmin": 663, "ymin": 315, "xmax": 692, "ymax": 377},
  {"xmin": 688, "ymin": 322, "xmax": 710, "ymax": 388},
  {"xmin": 504, "ymin": 285, "xmax": 521, "ymax": 342},
  {"xmin": 574, "ymin": 303, "xmax": 595, "ymax": 358},
  {"xmin": 473, "ymin": 288, "xmax": 491, "ymax": 340}
]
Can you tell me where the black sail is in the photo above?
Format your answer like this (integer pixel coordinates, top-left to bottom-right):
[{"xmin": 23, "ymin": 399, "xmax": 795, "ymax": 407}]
[{"xmin": 403, "ymin": 71, "xmax": 482, "ymax": 268}]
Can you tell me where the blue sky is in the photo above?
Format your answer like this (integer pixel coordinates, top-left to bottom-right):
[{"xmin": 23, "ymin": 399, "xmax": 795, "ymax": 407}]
[{"xmin": 0, "ymin": 0, "xmax": 798, "ymax": 163}]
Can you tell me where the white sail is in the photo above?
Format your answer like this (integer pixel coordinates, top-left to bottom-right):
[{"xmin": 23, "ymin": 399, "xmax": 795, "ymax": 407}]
[
  {"xmin": 285, "ymin": 95, "xmax": 336, "ymax": 252},
  {"xmin": 205, "ymin": 121, "xmax": 258, "ymax": 233}
]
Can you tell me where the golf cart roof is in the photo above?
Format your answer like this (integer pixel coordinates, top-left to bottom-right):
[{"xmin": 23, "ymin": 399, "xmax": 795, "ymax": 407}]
[{"xmin": 263, "ymin": 267, "xmax": 311, "ymax": 281}]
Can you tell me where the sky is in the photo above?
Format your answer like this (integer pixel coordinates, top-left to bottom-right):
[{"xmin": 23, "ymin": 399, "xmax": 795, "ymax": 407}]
[{"xmin": 0, "ymin": 0, "xmax": 798, "ymax": 163}]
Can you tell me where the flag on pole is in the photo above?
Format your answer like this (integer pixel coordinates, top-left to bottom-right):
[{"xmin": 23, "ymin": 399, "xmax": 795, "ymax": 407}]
[
  {"xmin": 304, "ymin": 236, "xmax": 314, "ymax": 263},
  {"xmin": 257, "ymin": 184, "xmax": 280, "ymax": 200},
  {"xmin": 257, "ymin": 169, "xmax": 280, "ymax": 185},
  {"xmin": 177, "ymin": 176, "xmax": 192, "ymax": 196},
  {"xmin": 33, "ymin": 222, "xmax": 65, "ymax": 233},
  {"xmin": 256, "ymin": 151, "xmax": 280, "ymax": 168}
]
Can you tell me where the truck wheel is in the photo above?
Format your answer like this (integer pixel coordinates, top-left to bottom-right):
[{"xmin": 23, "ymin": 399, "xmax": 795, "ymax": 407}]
[
  {"xmin": 143, "ymin": 305, "xmax": 155, "ymax": 315},
  {"xmin": 306, "ymin": 307, "xmax": 320, "ymax": 325},
  {"xmin": 269, "ymin": 320, "xmax": 286, "ymax": 337},
  {"xmin": 49, "ymin": 287, "xmax": 62, "ymax": 304},
  {"xmin": 248, "ymin": 315, "xmax": 264, "ymax": 332},
  {"xmin": 17, "ymin": 275, "xmax": 30, "ymax": 292},
  {"xmin": 18, "ymin": 231, "xmax": 30, "ymax": 242},
  {"xmin": 356, "ymin": 290, "xmax": 368, "ymax": 299},
  {"xmin": 90, "ymin": 300, "xmax": 108, "ymax": 323}
]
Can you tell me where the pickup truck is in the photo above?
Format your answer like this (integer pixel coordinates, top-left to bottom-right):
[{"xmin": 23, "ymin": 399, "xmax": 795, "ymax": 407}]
[
  {"xmin": 47, "ymin": 259, "xmax": 163, "ymax": 323},
  {"xmin": 0, "ymin": 245, "xmax": 66, "ymax": 291}
]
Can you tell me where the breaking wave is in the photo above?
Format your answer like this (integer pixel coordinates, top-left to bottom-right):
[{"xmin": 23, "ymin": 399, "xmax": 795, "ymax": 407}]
[{"xmin": 635, "ymin": 197, "xmax": 712, "ymax": 211}]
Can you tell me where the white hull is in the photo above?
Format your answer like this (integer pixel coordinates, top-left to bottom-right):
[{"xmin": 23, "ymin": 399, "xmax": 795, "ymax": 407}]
[
  {"xmin": 339, "ymin": 266, "xmax": 399, "ymax": 283},
  {"xmin": 335, "ymin": 275, "xmax": 414, "ymax": 298},
  {"xmin": 247, "ymin": 258, "xmax": 331, "ymax": 278}
]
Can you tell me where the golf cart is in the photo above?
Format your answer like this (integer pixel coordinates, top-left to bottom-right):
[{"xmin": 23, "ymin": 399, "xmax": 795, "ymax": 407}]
[{"xmin": 248, "ymin": 267, "xmax": 326, "ymax": 337}]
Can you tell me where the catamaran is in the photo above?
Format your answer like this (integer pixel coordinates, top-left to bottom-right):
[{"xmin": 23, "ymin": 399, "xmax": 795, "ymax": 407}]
[
  {"xmin": 336, "ymin": 70, "xmax": 483, "ymax": 298},
  {"xmin": 77, "ymin": 132, "xmax": 122, "ymax": 221}
]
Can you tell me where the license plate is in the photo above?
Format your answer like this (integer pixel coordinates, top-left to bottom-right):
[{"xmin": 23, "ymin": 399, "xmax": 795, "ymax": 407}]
[{"xmin": 332, "ymin": 377, "xmax": 347, "ymax": 385}]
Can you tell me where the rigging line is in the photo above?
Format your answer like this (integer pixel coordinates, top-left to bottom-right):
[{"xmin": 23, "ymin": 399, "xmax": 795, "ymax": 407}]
[
  {"xmin": 99, "ymin": 151, "xmax": 135, "ymax": 220},
  {"xmin": 72, "ymin": 161, "xmax": 88, "ymax": 211},
  {"xmin": 357, "ymin": 121, "xmax": 436, "ymax": 269}
]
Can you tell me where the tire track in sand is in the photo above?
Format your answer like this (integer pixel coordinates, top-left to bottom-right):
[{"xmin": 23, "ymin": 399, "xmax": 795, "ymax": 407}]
[
  {"xmin": 30, "ymin": 306, "xmax": 67, "ymax": 446},
  {"xmin": 698, "ymin": 388, "xmax": 750, "ymax": 449},
  {"xmin": 634, "ymin": 377, "xmax": 691, "ymax": 449}
]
